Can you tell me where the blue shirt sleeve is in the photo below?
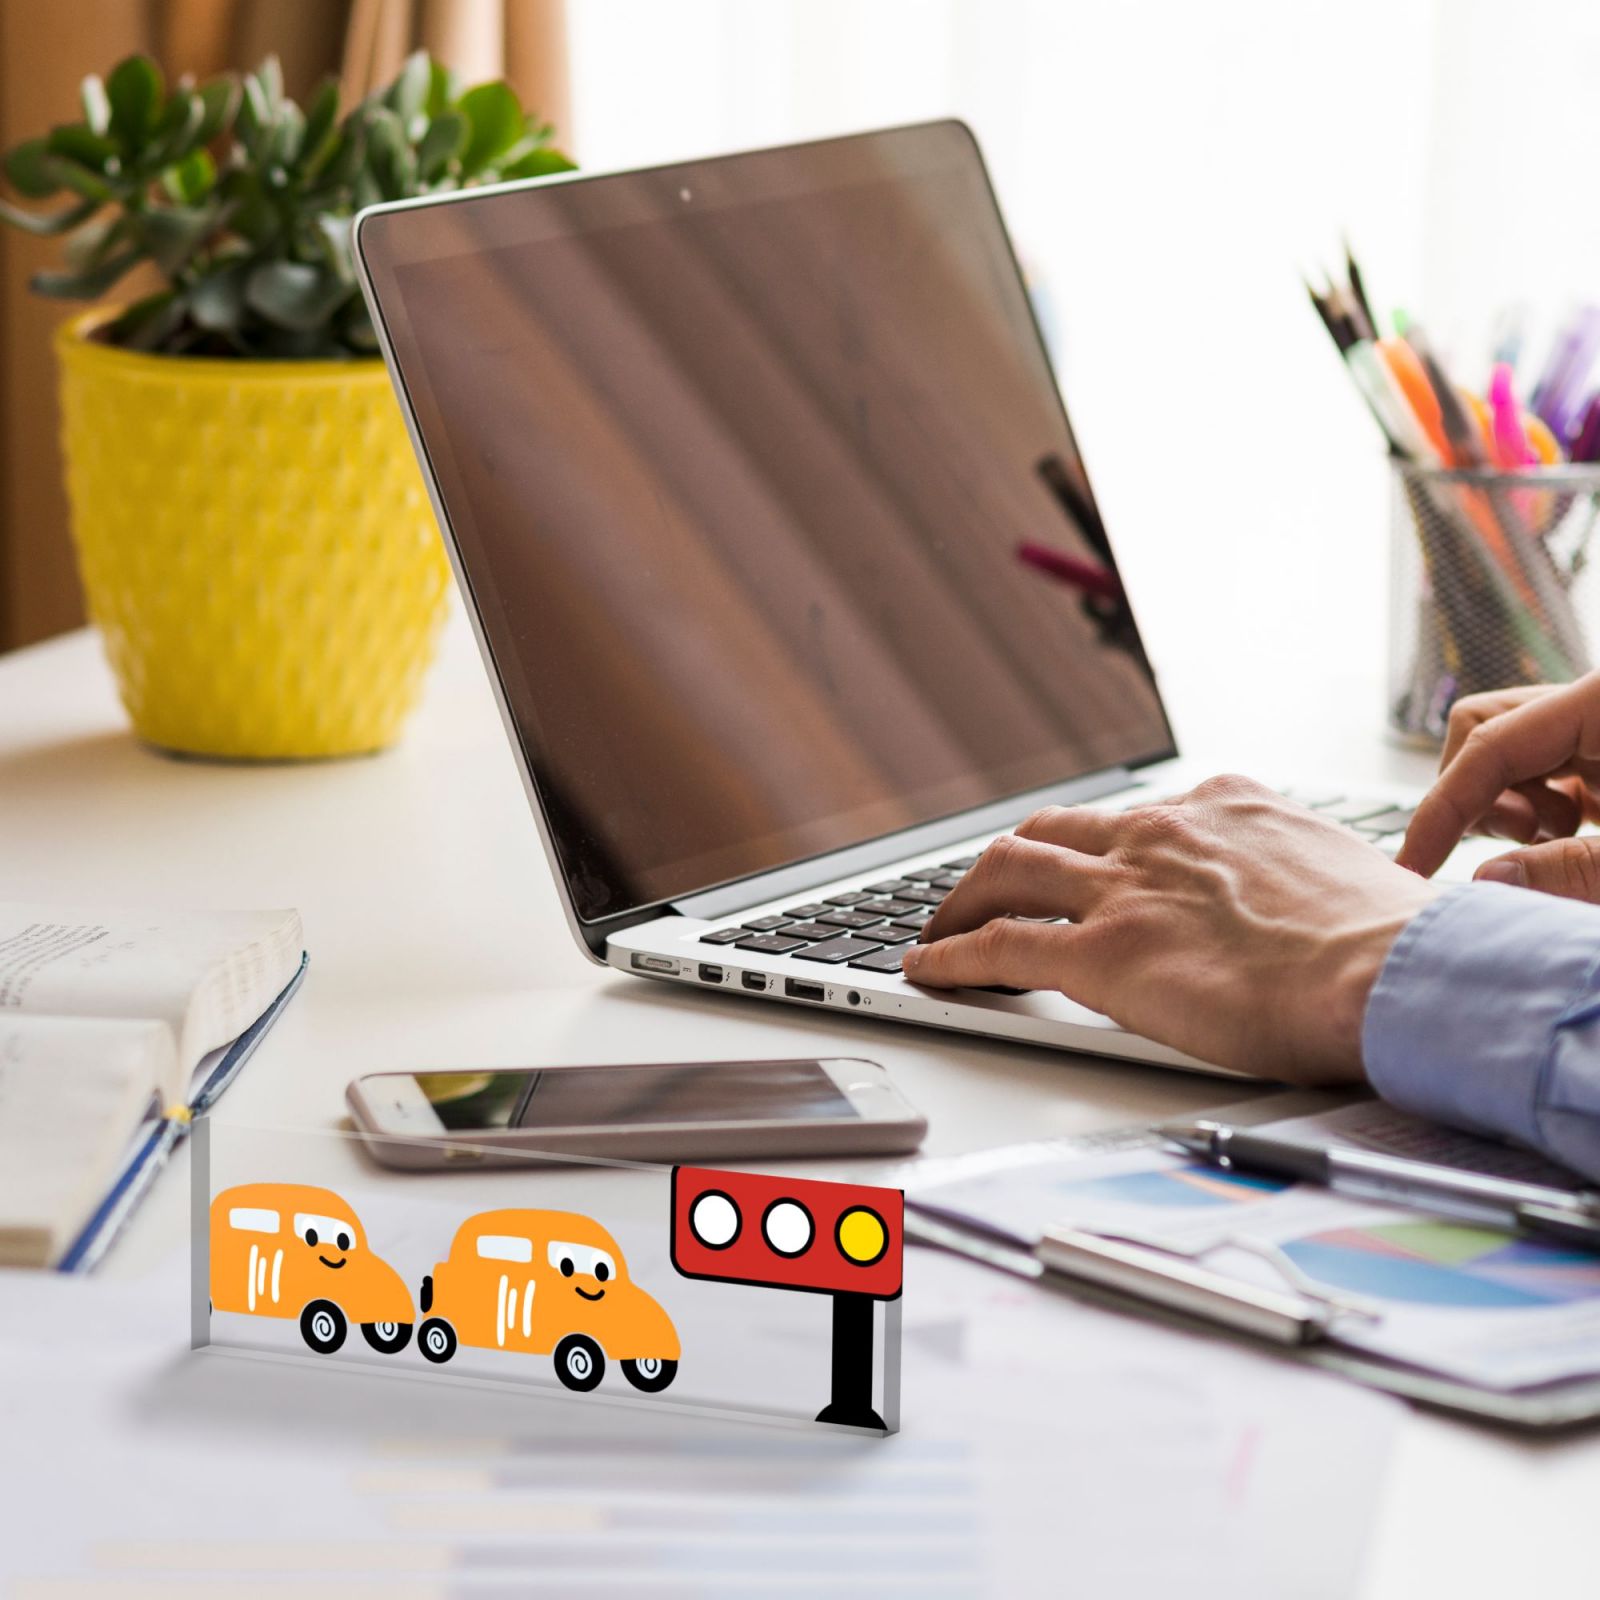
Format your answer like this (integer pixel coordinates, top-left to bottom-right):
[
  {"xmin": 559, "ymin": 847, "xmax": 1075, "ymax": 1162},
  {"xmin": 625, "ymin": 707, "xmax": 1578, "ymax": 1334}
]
[{"xmin": 1362, "ymin": 881, "xmax": 1600, "ymax": 1182}]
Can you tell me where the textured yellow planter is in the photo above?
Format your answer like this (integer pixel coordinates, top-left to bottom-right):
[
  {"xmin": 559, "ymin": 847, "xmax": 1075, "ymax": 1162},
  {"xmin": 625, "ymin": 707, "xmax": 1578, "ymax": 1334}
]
[{"xmin": 55, "ymin": 310, "xmax": 451, "ymax": 759}]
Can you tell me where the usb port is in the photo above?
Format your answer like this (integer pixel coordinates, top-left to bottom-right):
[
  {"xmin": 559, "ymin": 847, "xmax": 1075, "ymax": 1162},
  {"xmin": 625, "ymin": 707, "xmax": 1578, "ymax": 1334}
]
[
  {"xmin": 741, "ymin": 971, "xmax": 767, "ymax": 992},
  {"xmin": 698, "ymin": 963, "xmax": 725, "ymax": 984},
  {"xmin": 631, "ymin": 953, "xmax": 678, "ymax": 975},
  {"xmin": 785, "ymin": 978, "xmax": 826, "ymax": 1002}
]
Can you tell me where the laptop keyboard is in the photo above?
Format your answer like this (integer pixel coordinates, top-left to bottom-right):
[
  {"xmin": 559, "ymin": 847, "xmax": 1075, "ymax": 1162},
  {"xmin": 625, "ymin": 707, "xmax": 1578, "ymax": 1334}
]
[{"xmin": 696, "ymin": 787, "xmax": 1416, "ymax": 981}]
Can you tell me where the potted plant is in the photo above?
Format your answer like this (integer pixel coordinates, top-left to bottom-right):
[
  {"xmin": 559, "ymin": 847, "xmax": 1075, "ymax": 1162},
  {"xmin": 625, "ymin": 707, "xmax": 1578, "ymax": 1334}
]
[{"xmin": 0, "ymin": 53, "xmax": 572, "ymax": 758}]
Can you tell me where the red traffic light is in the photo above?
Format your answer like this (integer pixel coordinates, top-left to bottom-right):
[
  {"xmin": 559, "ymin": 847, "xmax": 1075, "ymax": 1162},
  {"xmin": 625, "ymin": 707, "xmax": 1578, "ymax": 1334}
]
[{"xmin": 670, "ymin": 1167, "xmax": 903, "ymax": 1300}]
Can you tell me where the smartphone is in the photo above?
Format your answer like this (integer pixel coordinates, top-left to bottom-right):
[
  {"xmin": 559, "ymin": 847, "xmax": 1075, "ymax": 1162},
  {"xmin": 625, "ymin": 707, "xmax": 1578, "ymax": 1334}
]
[{"xmin": 345, "ymin": 1058, "xmax": 927, "ymax": 1169}]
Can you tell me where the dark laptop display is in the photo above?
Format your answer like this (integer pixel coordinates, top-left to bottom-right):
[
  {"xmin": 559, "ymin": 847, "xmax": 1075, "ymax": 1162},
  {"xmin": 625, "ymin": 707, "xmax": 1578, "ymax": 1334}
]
[{"xmin": 359, "ymin": 123, "xmax": 1172, "ymax": 922}]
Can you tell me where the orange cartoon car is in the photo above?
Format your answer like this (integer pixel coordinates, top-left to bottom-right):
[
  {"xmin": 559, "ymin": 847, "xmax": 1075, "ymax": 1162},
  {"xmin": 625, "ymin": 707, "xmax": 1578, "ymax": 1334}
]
[
  {"xmin": 416, "ymin": 1209, "xmax": 679, "ymax": 1394},
  {"xmin": 210, "ymin": 1183, "xmax": 415, "ymax": 1356}
]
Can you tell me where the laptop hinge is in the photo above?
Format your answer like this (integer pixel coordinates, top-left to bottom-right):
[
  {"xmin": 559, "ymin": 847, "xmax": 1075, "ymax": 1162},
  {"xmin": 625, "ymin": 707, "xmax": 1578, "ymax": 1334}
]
[{"xmin": 671, "ymin": 768, "xmax": 1144, "ymax": 923}]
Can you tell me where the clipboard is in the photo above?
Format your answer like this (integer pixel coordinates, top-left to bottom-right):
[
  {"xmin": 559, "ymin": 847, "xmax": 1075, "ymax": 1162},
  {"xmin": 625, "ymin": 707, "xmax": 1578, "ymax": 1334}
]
[{"xmin": 902, "ymin": 1089, "xmax": 1600, "ymax": 1432}]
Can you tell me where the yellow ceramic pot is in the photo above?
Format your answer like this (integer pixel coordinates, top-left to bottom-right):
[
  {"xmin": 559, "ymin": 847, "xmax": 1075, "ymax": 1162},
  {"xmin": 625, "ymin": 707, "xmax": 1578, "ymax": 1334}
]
[{"xmin": 55, "ymin": 310, "xmax": 451, "ymax": 759}]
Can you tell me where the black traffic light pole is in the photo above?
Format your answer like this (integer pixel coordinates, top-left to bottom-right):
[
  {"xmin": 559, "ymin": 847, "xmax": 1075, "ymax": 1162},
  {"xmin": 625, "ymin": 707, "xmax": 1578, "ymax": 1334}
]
[{"xmin": 814, "ymin": 1290, "xmax": 884, "ymax": 1430}]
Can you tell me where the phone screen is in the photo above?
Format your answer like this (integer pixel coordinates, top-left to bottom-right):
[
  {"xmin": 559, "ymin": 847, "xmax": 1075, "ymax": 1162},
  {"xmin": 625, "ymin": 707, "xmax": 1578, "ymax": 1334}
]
[{"xmin": 408, "ymin": 1062, "xmax": 858, "ymax": 1132}]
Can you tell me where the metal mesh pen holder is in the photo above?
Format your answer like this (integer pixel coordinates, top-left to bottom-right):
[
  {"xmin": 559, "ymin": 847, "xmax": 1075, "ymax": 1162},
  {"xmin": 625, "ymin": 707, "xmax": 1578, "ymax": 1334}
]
[{"xmin": 1388, "ymin": 460, "xmax": 1600, "ymax": 747}]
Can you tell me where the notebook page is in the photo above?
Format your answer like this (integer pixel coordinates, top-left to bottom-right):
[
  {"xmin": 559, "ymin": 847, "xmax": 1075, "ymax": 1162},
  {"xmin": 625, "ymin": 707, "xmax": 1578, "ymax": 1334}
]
[
  {"xmin": 0, "ymin": 1016, "xmax": 174, "ymax": 1268},
  {"xmin": 0, "ymin": 907, "xmax": 302, "ymax": 1089}
]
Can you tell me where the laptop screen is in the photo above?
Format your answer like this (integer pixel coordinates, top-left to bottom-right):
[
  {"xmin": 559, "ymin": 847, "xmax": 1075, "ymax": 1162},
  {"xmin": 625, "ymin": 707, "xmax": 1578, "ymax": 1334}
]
[{"xmin": 360, "ymin": 123, "xmax": 1173, "ymax": 923}]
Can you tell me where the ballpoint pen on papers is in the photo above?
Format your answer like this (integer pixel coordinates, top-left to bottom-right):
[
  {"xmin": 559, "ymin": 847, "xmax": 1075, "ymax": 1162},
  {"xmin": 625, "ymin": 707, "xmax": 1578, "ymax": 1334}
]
[{"xmin": 1163, "ymin": 1119, "xmax": 1600, "ymax": 1254}]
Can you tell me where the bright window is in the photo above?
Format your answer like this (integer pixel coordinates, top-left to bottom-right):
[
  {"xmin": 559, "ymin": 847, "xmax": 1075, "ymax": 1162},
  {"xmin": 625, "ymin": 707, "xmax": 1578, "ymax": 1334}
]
[{"xmin": 477, "ymin": 1234, "xmax": 534, "ymax": 1263}]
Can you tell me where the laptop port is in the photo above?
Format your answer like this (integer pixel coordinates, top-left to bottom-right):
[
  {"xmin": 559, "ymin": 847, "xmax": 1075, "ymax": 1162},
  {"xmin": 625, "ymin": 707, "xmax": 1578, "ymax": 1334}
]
[
  {"xmin": 698, "ymin": 963, "xmax": 725, "ymax": 984},
  {"xmin": 741, "ymin": 972, "xmax": 768, "ymax": 992},
  {"xmin": 785, "ymin": 978, "xmax": 826, "ymax": 1002},
  {"xmin": 631, "ymin": 953, "xmax": 679, "ymax": 975}
]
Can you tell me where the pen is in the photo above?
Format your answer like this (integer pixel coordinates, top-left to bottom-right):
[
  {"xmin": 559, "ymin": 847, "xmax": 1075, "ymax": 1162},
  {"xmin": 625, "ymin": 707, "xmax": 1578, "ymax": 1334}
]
[{"xmin": 1163, "ymin": 1120, "xmax": 1600, "ymax": 1253}]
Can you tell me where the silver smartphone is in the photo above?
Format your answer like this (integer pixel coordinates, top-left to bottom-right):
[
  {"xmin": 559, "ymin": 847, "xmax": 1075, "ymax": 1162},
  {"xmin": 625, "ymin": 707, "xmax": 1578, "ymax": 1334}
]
[{"xmin": 345, "ymin": 1058, "xmax": 927, "ymax": 1168}]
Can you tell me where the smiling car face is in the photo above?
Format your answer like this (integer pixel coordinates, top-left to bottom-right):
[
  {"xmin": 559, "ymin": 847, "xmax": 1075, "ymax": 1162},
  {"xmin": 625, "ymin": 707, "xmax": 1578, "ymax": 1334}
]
[
  {"xmin": 549, "ymin": 1239, "xmax": 615, "ymax": 1301},
  {"xmin": 295, "ymin": 1211, "xmax": 358, "ymax": 1270}
]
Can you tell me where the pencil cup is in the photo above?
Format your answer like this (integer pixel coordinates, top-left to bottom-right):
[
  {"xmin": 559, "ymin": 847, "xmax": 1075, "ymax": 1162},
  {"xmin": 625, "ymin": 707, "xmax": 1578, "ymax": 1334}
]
[{"xmin": 1388, "ymin": 461, "xmax": 1600, "ymax": 746}]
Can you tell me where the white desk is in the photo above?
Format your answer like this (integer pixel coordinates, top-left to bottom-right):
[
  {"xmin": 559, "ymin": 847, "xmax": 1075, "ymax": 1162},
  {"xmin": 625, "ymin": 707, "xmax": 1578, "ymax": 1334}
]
[{"xmin": 2, "ymin": 612, "xmax": 1595, "ymax": 1597}]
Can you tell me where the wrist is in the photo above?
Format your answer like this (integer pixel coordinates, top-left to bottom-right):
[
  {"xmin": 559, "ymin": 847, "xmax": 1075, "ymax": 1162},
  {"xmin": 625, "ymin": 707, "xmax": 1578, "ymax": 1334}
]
[{"xmin": 1314, "ymin": 894, "xmax": 1442, "ymax": 1083}]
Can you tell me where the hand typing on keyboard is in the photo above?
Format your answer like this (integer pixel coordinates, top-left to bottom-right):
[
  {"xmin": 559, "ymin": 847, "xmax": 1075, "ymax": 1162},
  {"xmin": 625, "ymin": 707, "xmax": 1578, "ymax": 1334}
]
[{"xmin": 900, "ymin": 775, "xmax": 1443, "ymax": 1082}]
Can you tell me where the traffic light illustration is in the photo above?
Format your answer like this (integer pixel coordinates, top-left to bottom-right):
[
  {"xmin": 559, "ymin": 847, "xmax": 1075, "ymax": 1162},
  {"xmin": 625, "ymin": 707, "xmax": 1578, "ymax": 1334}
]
[{"xmin": 671, "ymin": 1166, "xmax": 903, "ymax": 1430}]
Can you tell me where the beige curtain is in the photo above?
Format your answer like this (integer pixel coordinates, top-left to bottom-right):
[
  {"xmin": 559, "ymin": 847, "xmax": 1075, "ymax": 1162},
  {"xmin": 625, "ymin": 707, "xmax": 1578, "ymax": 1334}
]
[{"xmin": 0, "ymin": 0, "xmax": 570, "ymax": 652}]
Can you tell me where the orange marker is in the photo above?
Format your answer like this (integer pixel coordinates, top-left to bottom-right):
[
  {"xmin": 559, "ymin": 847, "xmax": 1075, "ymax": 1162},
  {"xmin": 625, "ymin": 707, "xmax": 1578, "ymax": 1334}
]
[{"xmin": 1378, "ymin": 337, "xmax": 1450, "ymax": 461}]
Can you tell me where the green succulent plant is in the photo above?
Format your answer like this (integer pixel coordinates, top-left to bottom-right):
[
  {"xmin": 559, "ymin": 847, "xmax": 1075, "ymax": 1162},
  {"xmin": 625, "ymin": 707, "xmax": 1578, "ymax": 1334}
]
[{"xmin": 0, "ymin": 51, "xmax": 574, "ymax": 358}]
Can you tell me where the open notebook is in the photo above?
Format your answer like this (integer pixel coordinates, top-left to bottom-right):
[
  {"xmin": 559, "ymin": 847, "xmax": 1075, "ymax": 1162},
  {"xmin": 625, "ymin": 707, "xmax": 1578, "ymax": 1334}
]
[{"xmin": 0, "ymin": 906, "xmax": 306, "ymax": 1270}]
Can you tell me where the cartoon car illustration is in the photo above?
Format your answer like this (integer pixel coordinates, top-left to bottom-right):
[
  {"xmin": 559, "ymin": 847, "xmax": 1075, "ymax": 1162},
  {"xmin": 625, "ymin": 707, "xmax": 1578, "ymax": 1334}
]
[
  {"xmin": 210, "ymin": 1183, "xmax": 415, "ymax": 1356},
  {"xmin": 416, "ymin": 1208, "xmax": 679, "ymax": 1394}
]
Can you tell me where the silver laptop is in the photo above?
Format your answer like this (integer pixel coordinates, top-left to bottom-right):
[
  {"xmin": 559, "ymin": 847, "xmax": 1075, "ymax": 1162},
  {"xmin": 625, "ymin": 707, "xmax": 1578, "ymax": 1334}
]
[{"xmin": 354, "ymin": 121, "xmax": 1432, "ymax": 1078}]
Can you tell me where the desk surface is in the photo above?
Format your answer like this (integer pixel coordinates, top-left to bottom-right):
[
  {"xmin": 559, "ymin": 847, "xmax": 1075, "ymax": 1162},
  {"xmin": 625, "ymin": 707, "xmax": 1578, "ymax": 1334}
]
[{"xmin": 2, "ymin": 612, "xmax": 1595, "ymax": 1597}]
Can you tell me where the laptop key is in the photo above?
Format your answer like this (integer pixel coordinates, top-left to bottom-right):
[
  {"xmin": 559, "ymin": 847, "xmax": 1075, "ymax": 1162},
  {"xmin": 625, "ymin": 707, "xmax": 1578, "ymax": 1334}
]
[
  {"xmin": 824, "ymin": 892, "xmax": 874, "ymax": 907},
  {"xmin": 858, "ymin": 897, "xmax": 920, "ymax": 917},
  {"xmin": 849, "ymin": 946, "xmax": 909, "ymax": 973},
  {"xmin": 865, "ymin": 879, "xmax": 915, "ymax": 895},
  {"xmin": 1317, "ymin": 797, "xmax": 1394, "ymax": 824},
  {"xmin": 742, "ymin": 915, "xmax": 796, "ymax": 932},
  {"xmin": 1350, "ymin": 807, "xmax": 1416, "ymax": 836},
  {"xmin": 700, "ymin": 927, "xmax": 747, "ymax": 945},
  {"xmin": 905, "ymin": 867, "xmax": 947, "ymax": 882},
  {"xmin": 891, "ymin": 911, "xmax": 934, "ymax": 928},
  {"xmin": 818, "ymin": 909, "xmax": 887, "ymax": 931},
  {"xmin": 931, "ymin": 873, "xmax": 966, "ymax": 890},
  {"xmin": 735, "ymin": 933, "xmax": 808, "ymax": 954},
  {"xmin": 784, "ymin": 902, "xmax": 830, "ymax": 918},
  {"xmin": 898, "ymin": 886, "xmax": 947, "ymax": 906},
  {"xmin": 780, "ymin": 921, "xmax": 844, "ymax": 942},
  {"xmin": 942, "ymin": 857, "xmax": 980, "ymax": 870},
  {"xmin": 793, "ymin": 936, "xmax": 884, "ymax": 964},
  {"xmin": 871, "ymin": 926, "xmax": 919, "ymax": 944}
]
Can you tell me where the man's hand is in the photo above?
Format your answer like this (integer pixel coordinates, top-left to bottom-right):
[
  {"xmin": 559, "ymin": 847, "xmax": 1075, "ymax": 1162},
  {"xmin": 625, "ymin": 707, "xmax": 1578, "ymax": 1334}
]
[
  {"xmin": 1397, "ymin": 674, "xmax": 1600, "ymax": 898},
  {"xmin": 900, "ymin": 777, "xmax": 1443, "ymax": 1082}
]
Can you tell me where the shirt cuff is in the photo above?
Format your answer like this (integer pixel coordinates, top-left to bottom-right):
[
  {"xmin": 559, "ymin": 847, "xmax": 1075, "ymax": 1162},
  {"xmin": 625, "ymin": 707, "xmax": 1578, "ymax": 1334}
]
[{"xmin": 1361, "ymin": 881, "xmax": 1600, "ymax": 1147}]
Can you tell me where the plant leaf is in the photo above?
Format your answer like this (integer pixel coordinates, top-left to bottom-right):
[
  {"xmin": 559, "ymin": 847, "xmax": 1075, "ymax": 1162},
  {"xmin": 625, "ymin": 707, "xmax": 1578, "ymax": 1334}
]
[
  {"xmin": 4, "ymin": 138, "xmax": 61, "ymax": 198},
  {"xmin": 137, "ymin": 204, "xmax": 220, "ymax": 274},
  {"xmin": 299, "ymin": 79, "xmax": 341, "ymax": 175},
  {"xmin": 107, "ymin": 55, "xmax": 162, "ymax": 152},
  {"xmin": 387, "ymin": 51, "xmax": 431, "ymax": 124},
  {"xmin": 264, "ymin": 101, "xmax": 306, "ymax": 171},
  {"xmin": 63, "ymin": 210, "xmax": 128, "ymax": 270},
  {"xmin": 0, "ymin": 193, "xmax": 98, "ymax": 235},
  {"xmin": 189, "ymin": 261, "xmax": 249, "ymax": 331},
  {"xmin": 107, "ymin": 289, "xmax": 188, "ymax": 351},
  {"xmin": 244, "ymin": 259, "xmax": 350, "ymax": 331},
  {"xmin": 363, "ymin": 106, "xmax": 415, "ymax": 199},
  {"xmin": 237, "ymin": 75, "xmax": 269, "ymax": 158},
  {"xmin": 255, "ymin": 55, "xmax": 283, "ymax": 109},
  {"xmin": 501, "ymin": 146, "xmax": 576, "ymax": 181},
  {"xmin": 425, "ymin": 59, "xmax": 461, "ymax": 119},
  {"xmin": 161, "ymin": 147, "xmax": 215, "ymax": 205},
  {"xmin": 46, "ymin": 157, "xmax": 114, "ymax": 204},
  {"xmin": 316, "ymin": 212, "xmax": 355, "ymax": 281},
  {"xmin": 147, "ymin": 91, "xmax": 204, "ymax": 168},
  {"xmin": 31, "ymin": 244, "xmax": 142, "ymax": 299},
  {"xmin": 415, "ymin": 111, "xmax": 467, "ymax": 180},
  {"xmin": 80, "ymin": 75, "xmax": 112, "ymax": 137},
  {"xmin": 458, "ymin": 81, "xmax": 523, "ymax": 175},
  {"xmin": 194, "ymin": 78, "xmax": 239, "ymax": 146},
  {"xmin": 46, "ymin": 125, "xmax": 119, "ymax": 173}
]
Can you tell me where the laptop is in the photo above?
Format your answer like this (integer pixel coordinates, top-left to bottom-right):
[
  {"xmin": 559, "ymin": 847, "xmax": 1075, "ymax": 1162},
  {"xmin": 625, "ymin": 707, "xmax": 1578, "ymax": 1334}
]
[{"xmin": 354, "ymin": 121, "xmax": 1445, "ymax": 1078}]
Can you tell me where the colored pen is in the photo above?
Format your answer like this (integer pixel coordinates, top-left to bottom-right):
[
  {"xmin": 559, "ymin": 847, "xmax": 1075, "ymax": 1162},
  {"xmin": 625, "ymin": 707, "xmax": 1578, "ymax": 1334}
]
[{"xmin": 1163, "ymin": 1119, "xmax": 1600, "ymax": 1254}]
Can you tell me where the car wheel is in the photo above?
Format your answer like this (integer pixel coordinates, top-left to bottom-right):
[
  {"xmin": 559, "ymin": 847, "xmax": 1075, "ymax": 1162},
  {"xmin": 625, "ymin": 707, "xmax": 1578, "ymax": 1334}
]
[
  {"xmin": 361, "ymin": 1320, "xmax": 413, "ymax": 1355},
  {"xmin": 418, "ymin": 1317, "xmax": 457, "ymax": 1364},
  {"xmin": 621, "ymin": 1357, "xmax": 677, "ymax": 1393},
  {"xmin": 300, "ymin": 1299, "xmax": 347, "ymax": 1354},
  {"xmin": 553, "ymin": 1333, "xmax": 605, "ymax": 1392}
]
